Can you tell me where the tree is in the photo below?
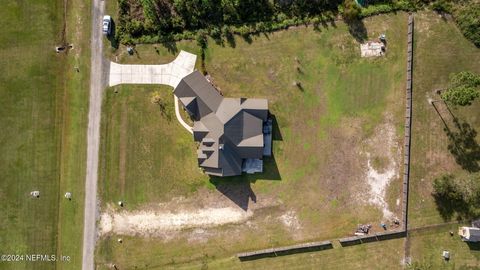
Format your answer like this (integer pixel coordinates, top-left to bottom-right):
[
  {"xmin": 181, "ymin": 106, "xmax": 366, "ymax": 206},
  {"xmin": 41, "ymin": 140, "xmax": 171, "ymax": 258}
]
[
  {"xmin": 433, "ymin": 173, "xmax": 480, "ymax": 220},
  {"xmin": 455, "ymin": 3, "xmax": 480, "ymax": 47},
  {"xmin": 432, "ymin": 174, "xmax": 461, "ymax": 202},
  {"xmin": 343, "ymin": 0, "xmax": 361, "ymax": 22},
  {"xmin": 441, "ymin": 71, "xmax": 480, "ymax": 106},
  {"xmin": 196, "ymin": 29, "xmax": 208, "ymax": 49}
]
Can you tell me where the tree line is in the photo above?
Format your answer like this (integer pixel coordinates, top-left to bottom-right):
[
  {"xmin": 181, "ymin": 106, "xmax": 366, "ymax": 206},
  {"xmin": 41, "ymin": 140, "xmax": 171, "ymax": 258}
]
[{"xmin": 115, "ymin": 0, "xmax": 480, "ymax": 48}]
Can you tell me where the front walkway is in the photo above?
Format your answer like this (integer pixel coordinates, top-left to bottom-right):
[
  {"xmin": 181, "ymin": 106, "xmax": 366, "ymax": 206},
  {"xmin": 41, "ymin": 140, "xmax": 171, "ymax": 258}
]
[{"xmin": 108, "ymin": 50, "xmax": 196, "ymax": 133}]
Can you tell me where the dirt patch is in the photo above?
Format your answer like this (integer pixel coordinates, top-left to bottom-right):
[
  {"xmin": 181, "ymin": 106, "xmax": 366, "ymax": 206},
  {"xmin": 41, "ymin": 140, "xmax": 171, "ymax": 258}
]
[
  {"xmin": 99, "ymin": 205, "xmax": 252, "ymax": 237},
  {"xmin": 98, "ymin": 188, "xmax": 284, "ymax": 239},
  {"xmin": 362, "ymin": 114, "xmax": 401, "ymax": 219},
  {"xmin": 320, "ymin": 118, "xmax": 367, "ymax": 207}
]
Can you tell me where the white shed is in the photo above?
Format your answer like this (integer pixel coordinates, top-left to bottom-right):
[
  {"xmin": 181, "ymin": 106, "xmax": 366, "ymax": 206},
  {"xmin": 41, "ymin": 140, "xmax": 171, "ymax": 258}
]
[{"xmin": 458, "ymin": 227, "xmax": 480, "ymax": 242}]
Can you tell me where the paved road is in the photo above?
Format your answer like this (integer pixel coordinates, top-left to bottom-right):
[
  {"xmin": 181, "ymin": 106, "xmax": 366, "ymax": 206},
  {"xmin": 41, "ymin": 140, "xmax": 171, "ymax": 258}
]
[{"xmin": 82, "ymin": 0, "xmax": 105, "ymax": 269}]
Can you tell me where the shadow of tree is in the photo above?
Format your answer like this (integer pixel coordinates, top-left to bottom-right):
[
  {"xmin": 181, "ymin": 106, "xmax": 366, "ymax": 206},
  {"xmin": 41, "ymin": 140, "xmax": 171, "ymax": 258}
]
[
  {"xmin": 160, "ymin": 34, "xmax": 178, "ymax": 54},
  {"xmin": 225, "ymin": 30, "xmax": 236, "ymax": 48},
  {"xmin": 446, "ymin": 118, "xmax": 480, "ymax": 172},
  {"xmin": 345, "ymin": 19, "xmax": 368, "ymax": 43},
  {"xmin": 432, "ymin": 172, "xmax": 480, "ymax": 222},
  {"xmin": 241, "ymin": 33, "xmax": 253, "ymax": 44},
  {"xmin": 107, "ymin": 19, "xmax": 119, "ymax": 49},
  {"xmin": 433, "ymin": 192, "xmax": 467, "ymax": 221}
]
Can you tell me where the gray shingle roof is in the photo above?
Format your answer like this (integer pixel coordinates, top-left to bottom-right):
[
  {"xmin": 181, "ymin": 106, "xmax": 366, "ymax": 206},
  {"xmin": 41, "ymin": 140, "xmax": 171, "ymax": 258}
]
[{"xmin": 174, "ymin": 71, "xmax": 269, "ymax": 176}]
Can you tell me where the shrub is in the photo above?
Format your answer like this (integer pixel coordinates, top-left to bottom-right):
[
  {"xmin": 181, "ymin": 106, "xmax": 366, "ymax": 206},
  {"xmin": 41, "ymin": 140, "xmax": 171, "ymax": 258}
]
[
  {"xmin": 209, "ymin": 26, "xmax": 222, "ymax": 40},
  {"xmin": 441, "ymin": 71, "xmax": 480, "ymax": 106},
  {"xmin": 343, "ymin": 0, "xmax": 362, "ymax": 22},
  {"xmin": 431, "ymin": 0, "xmax": 452, "ymax": 13},
  {"xmin": 196, "ymin": 29, "xmax": 208, "ymax": 49},
  {"xmin": 455, "ymin": 3, "xmax": 480, "ymax": 47}
]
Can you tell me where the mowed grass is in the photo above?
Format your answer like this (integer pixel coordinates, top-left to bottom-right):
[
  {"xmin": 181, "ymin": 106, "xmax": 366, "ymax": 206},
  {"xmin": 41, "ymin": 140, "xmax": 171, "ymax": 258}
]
[
  {"xmin": 408, "ymin": 12, "xmax": 480, "ymax": 228},
  {"xmin": 99, "ymin": 85, "xmax": 208, "ymax": 207},
  {"xmin": 96, "ymin": 236, "xmax": 405, "ymax": 270},
  {"xmin": 0, "ymin": 0, "xmax": 90, "ymax": 269},
  {"xmin": 405, "ymin": 11, "xmax": 480, "ymax": 269},
  {"xmin": 408, "ymin": 224, "xmax": 480, "ymax": 269},
  {"xmin": 97, "ymin": 11, "xmax": 408, "ymax": 269},
  {"xmin": 0, "ymin": 1, "xmax": 64, "ymax": 269}
]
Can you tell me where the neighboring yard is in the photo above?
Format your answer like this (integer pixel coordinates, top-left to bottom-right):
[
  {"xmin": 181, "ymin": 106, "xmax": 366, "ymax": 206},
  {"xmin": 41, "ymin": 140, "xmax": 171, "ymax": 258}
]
[
  {"xmin": 408, "ymin": 224, "xmax": 480, "ymax": 269},
  {"xmin": 97, "ymin": 11, "xmax": 408, "ymax": 269},
  {"xmin": 408, "ymin": 12, "xmax": 480, "ymax": 228},
  {"xmin": 405, "ymin": 10, "xmax": 480, "ymax": 268},
  {"xmin": 0, "ymin": 0, "xmax": 90, "ymax": 269}
]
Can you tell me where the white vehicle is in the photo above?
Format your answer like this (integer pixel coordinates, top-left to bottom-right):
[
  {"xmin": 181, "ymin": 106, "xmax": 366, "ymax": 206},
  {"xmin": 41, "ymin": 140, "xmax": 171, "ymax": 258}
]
[{"xmin": 102, "ymin": 15, "xmax": 111, "ymax": 35}]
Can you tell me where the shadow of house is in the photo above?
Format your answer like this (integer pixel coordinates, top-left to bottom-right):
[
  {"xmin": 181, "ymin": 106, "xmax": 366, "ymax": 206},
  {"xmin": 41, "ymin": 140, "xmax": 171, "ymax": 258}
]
[
  {"xmin": 210, "ymin": 178, "xmax": 256, "ymax": 211},
  {"xmin": 270, "ymin": 114, "xmax": 283, "ymax": 141},
  {"xmin": 207, "ymin": 113, "xmax": 283, "ymax": 210},
  {"xmin": 209, "ymin": 154, "xmax": 281, "ymax": 210}
]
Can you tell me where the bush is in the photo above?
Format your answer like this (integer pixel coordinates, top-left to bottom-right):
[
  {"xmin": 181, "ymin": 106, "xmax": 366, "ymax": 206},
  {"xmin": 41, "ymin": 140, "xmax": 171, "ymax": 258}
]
[
  {"xmin": 431, "ymin": 0, "xmax": 452, "ymax": 13},
  {"xmin": 196, "ymin": 29, "xmax": 208, "ymax": 49},
  {"xmin": 433, "ymin": 173, "xmax": 480, "ymax": 219},
  {"xmin": 441, "ymin": 71, "xmax": 480, "ymax": 106},
  {"xmin": 343, "ymin": 0, "xmax": 362, "ymax": 22},
  {"xmin": 455, "ymin": 3, "xmax": 480, "ymax": 47}
]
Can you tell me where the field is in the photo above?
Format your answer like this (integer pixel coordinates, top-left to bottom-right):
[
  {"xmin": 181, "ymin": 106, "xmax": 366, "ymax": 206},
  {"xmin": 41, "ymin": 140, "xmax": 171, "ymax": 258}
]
[
  {"xmin": 408, "ymin": 12, "xmax": 480, "ymax": 228},
  {"xmin": 408, "ymin": 224, "xmax": 480, "ymax": 269},
  {"xmin": 0, "ymin": 0, "xmax": 90, "ymax": 269},
  {"xmin": 404, "ymin": 10, "xmax": 480, "ymax": 268},
  {"xmin": 96, "ymin": 10, "xmax": 410, "ymax": 269}
]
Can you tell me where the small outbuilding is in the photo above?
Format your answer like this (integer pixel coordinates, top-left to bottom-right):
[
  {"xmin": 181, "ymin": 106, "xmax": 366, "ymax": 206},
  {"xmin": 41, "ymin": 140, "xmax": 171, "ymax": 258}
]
[{"xmin": 458, "ymin": 226, "xmax": 480, "ymax": 242}]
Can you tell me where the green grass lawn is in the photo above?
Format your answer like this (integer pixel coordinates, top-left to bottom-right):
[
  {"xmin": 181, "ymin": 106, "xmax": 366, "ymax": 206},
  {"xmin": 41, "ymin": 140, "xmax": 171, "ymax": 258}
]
[
  {"xmin": 404, "ymin": 10, "xmax": 480, "ymax": 270},
  {"xmin": 408, "ymin": 12, "xmax": 480, "ymax": 228},
  {"xmin": 408, "ymin": 224, "xmax": 480, "ymax": 269},
  {"xmin": 99, "ymin": 85, "xmax": 208, "ymax": 206},
  {"xmin": 97, "ymin": 10, "xmax": 409, "ymax": 269},
  {"xmin": 0, "ymin": 0, "xmax": 90, "ymax": 269}
]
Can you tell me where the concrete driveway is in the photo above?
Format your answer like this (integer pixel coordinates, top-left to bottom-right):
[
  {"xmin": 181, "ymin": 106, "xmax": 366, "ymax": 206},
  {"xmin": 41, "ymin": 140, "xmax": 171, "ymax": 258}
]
[{"xmin": 109, "ymin": 50, "xmax": 197, "ymax": 88}]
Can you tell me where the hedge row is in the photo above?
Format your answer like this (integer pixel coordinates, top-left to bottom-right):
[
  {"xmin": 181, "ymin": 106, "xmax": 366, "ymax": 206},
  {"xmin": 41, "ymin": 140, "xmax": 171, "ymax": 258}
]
[{"xmin": 116, "ymin": 0, "xmax": 479, "ymax": 49}]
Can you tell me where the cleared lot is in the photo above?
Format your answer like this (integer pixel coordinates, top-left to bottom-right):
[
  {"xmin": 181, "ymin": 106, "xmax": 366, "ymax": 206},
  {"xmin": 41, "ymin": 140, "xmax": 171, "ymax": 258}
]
[{"xmin": 96, "ymin": 11, "xmax": 409, "ymax": 269}]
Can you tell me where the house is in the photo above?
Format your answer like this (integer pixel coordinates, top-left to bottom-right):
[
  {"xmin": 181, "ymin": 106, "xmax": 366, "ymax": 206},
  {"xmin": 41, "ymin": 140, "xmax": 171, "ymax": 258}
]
[
  {"xmin": 174, "ymin": 71, "xmax": 272, "ymax": 177},
  {"xmin": 458, "ymin": 226, "xmax": 480, "ymax": 242}
]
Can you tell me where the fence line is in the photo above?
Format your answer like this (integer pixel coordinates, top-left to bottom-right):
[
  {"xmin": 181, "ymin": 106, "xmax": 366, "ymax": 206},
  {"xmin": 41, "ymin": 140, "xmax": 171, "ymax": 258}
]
[
  {"xmin": 237, "ymin": 14, "xmax": 415, "ymax": 261},
  {"xmin": 237, "ymin": 241, "xmax": 333, "ymax": 261},
  {"xmin": 403, "ymin": 14, "xmax": 414, "ymax": 232}
]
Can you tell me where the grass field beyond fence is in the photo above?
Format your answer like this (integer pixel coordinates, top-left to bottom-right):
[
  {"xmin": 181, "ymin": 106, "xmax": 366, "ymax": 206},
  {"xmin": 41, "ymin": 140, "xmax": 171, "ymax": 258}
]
[{"xmin": 0, "ymin": 0, "xmax": 90, "ymax": 269}]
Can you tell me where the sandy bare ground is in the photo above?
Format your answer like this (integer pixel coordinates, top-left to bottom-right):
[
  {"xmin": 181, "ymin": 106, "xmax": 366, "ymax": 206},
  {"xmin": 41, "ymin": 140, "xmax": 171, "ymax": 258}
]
[
  {"xmin": 98, "ymin": 188, "xmax": 288, "ymax": 238},
  {"xmin": 99, "ymin": 205, "xmax": 252, "ymax": 237},
  {"xmin": 363, "ymin": 114, "xmax": 401, "ymax": 219}
]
